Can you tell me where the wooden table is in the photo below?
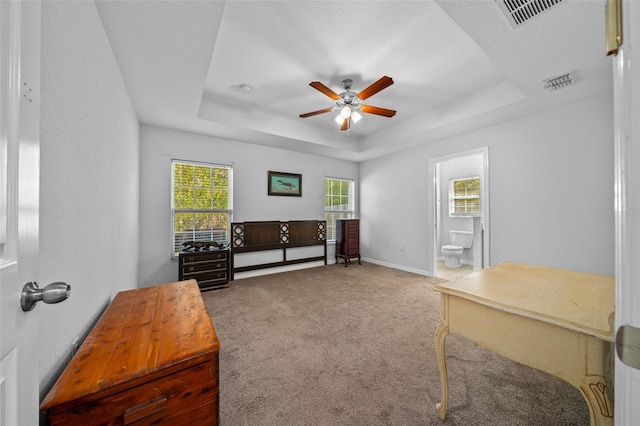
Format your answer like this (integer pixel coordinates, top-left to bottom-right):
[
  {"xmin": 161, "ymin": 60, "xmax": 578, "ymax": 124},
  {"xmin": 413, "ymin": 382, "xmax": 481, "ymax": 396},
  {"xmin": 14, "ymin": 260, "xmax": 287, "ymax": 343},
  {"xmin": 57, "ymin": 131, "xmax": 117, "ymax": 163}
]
[{"xmin": 433, "ymin": 262, "xmax": 615, "ymax": 426}]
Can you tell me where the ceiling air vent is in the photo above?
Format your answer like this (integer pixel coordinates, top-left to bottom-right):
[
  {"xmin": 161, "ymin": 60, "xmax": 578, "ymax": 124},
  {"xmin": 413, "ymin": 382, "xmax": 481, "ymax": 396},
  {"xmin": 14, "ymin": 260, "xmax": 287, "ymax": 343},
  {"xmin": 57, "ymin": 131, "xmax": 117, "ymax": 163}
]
[
  {"xmin": 496, "ymin": 0, "xmax": 565, "ymax": 29},
  {"xmin": 543, "ymin": 71, "xmax": 576, "ymax": 91}
]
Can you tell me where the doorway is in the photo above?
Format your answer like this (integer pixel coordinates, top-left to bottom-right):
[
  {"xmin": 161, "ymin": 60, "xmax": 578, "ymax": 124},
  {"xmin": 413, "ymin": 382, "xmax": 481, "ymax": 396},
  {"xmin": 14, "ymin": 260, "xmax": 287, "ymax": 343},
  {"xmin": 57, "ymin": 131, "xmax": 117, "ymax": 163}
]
[{"xmin": 428, "ymin": 147, "xmax": 489, "ymax": 278}]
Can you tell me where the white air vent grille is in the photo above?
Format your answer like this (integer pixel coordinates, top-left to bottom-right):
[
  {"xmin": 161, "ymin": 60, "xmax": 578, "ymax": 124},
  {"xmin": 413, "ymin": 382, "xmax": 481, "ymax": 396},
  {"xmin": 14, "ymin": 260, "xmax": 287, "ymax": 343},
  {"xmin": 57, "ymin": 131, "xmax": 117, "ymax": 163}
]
[
  {"xmin": 496, "ymin": 0, "xmax": 565, "ymax": 28},
  {"xmin": 543, "ymin": 71, "xmax": 576, "ymax": 91}
]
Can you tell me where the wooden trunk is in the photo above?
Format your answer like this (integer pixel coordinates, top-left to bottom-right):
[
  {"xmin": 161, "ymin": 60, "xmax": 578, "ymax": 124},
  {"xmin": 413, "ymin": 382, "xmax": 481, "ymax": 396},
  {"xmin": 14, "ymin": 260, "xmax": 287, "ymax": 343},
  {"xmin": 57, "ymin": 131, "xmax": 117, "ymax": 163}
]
[{"xmin": 40, "ymin": 280, "xmax": 220, "ymax": 425}]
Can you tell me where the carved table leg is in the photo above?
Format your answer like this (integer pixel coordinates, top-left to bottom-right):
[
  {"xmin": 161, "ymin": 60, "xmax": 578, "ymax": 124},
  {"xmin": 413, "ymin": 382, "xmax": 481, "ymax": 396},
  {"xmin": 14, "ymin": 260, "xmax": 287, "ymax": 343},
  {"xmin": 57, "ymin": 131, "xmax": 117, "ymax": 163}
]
[
  {"xmin": 576, "ymin": 335, "xmax": 614, "ymax": 426},
  {"xmin": 434, "ymin": 295, "xmax": 450, "ymax": 420},
  {"xmin": 579, "ymin": 376, "xmax": 613, "ymax": 426}
]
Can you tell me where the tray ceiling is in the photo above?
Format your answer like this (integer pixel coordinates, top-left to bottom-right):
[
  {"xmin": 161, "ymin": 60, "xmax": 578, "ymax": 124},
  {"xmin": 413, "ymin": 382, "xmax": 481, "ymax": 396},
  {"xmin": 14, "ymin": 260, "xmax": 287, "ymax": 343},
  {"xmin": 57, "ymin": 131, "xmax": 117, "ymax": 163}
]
[{"xmin": 96, "ymin": 0, "xmax": 612, "ymax": 161}]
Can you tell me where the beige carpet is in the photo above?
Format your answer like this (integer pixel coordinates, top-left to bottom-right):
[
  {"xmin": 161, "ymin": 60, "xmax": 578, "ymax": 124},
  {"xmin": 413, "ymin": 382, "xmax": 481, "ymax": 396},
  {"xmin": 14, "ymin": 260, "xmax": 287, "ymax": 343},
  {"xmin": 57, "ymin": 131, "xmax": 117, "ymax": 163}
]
[{"xmin": 202, "ymin": 262, "xmax": 589, "ymax": 425}]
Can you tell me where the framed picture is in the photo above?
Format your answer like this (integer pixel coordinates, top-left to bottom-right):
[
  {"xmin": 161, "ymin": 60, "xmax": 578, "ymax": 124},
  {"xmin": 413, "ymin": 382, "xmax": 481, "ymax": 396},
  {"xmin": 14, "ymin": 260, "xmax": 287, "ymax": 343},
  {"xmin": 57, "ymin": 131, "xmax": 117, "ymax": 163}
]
[{"xmin": 268, "ymin": 171, "xmax": 302, "ymax": 196}]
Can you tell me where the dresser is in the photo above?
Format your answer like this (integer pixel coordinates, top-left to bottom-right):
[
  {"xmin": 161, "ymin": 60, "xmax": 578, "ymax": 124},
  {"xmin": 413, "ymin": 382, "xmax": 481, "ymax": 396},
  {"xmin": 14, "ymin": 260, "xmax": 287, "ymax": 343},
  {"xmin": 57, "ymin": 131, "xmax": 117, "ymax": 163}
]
[
  {"xmin": 40, "ymin": 280, "xmax": 220, "ymax": 426},
  {"xmin": 335, "ymin": 219, "xmax": 361, "ymax": 266},
  {"xmin": 179, "ymin": 249, "xmax": 230, "ymax": 290}
]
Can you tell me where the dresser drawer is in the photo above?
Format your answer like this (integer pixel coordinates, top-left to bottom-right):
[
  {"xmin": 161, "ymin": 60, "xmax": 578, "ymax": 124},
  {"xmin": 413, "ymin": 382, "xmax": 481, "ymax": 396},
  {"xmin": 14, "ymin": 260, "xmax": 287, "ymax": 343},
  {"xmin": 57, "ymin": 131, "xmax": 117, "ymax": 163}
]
[
  {"xmin": 182, "ymin": 270, "xmax": 228, "ymax": 284},
  {"xmin": 181, "ymin": 251, "xmax": 227, "ymax": 264},
  {"xmin": 197, "ymin": 277, "xmax": 229, "ymax": 289},
  {"xmin": 47, "ymin": 358, "xmax": 218, "ymax": 426},
  {"xmin": 182, "ymin": 261, "xmax": 227, "ymax": 275}
]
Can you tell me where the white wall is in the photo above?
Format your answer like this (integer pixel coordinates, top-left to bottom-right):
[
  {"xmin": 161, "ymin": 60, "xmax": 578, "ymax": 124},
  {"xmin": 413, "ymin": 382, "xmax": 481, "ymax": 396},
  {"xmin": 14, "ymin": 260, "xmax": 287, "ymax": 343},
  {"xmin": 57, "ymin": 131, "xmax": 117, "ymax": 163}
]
[
  {"xmin": 39, "ymin": 0, "xmax": 139, "ymax": 399},
  {"xmin": 139, "ymin": 125, "xmax": 358, "ymax": 287},
  {"xmin": 361, "ymin": 95, "xmax": 614, "ymax": 276}
]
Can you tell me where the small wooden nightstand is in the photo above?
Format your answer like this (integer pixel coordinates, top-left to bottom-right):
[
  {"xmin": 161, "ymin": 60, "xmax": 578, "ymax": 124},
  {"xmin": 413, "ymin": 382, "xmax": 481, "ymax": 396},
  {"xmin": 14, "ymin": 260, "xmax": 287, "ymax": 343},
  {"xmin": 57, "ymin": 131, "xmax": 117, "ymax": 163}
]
[
  {"xmin": 335, "ymin": 219, "xmax": 361, "ymax": 266},
  {"xmin": 179, "ymin": 249, "xmax": 230, "ymax": 290}
]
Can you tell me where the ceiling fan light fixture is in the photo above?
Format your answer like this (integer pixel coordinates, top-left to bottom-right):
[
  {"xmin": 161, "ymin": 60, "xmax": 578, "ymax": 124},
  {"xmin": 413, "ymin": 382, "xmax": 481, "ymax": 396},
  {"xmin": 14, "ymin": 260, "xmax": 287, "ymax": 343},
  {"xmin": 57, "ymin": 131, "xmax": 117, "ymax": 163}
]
[{"xmin": 300, "ymin": 76, "xmax": 396, "ymax": 131}]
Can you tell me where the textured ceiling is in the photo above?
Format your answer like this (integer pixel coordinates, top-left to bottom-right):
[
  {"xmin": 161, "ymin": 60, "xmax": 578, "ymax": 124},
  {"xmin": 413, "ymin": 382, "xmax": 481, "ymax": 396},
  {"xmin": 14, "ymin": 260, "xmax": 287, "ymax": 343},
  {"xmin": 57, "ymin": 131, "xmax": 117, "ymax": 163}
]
[{"xmin": 95, "ymin": 0, "xmax": 612, "ymax": 162}]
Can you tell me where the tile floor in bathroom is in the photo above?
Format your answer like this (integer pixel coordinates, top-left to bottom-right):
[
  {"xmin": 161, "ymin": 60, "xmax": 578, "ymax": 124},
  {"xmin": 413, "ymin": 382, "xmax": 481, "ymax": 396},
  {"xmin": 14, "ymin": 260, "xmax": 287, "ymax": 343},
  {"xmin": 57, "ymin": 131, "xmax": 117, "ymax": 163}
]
[{"xmin": 437, "ymin": 260, "xmax": 475, "ymax": 281}]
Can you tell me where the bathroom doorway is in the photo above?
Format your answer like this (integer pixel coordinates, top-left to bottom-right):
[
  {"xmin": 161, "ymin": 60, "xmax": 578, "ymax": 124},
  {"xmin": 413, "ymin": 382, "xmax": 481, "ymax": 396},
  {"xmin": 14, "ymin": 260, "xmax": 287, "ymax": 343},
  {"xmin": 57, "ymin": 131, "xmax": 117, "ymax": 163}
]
[{"xmin": 428, "ymin": 147, "xmax": 489, "ymax": 278}]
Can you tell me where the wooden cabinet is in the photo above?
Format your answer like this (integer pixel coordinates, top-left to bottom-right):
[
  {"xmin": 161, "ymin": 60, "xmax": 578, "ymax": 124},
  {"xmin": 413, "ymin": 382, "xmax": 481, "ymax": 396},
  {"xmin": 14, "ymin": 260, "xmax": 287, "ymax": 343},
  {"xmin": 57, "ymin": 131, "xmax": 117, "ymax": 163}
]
[
  {"xmin": 335, "ymin": 219, "xmax": 361, "ymax": 266},
  {"xmin": 179, "ymin": 249, "xmax": 229, "ymax": 290},
  {"xmin": 40, "ymin": 280, "xmax": 220, "ymax": 426}
]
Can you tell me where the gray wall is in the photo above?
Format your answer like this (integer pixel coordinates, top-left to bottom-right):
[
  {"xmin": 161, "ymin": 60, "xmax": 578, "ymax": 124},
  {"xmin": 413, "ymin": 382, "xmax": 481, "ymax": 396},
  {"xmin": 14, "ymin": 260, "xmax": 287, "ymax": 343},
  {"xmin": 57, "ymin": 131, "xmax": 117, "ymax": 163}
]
[
  {"xmin": 138, "ymin": 125, "xmax": 358, "ymax": 287},
  {"xmin": 360, "ymin": 95, "xmax": 614, "ymax": 276},
  {"xmin": 39, "ymin": 1, "xmax": 140, "ymax": 398}
]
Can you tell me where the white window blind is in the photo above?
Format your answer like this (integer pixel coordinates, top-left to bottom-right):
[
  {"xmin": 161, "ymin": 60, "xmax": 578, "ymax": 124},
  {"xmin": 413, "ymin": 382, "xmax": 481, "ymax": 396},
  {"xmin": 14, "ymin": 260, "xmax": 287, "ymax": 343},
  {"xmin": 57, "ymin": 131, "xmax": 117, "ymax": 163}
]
[{"xmin": 171, "ymin": 160, "xmax": 232, "ymax": 257}]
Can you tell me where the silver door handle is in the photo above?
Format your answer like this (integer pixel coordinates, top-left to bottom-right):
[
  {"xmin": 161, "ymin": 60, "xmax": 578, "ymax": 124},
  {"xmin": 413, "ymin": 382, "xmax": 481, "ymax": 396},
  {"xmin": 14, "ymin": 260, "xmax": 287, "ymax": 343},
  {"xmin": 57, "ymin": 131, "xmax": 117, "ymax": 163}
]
[
  {"xmin": 616, "ymin": 324, "xmax": 640, "ymax": 370},
  {"xmin": 21, "ymin": 281, "xmax": 70, "ymax": 311}
]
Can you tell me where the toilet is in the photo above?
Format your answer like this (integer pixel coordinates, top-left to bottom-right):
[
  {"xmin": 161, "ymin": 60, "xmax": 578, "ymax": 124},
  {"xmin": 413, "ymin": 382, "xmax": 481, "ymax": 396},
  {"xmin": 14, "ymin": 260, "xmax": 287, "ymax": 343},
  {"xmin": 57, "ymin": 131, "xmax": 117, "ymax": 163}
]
[{"xmin": 441, "ymin": 230, "xmax": 474, "ymax": 268}]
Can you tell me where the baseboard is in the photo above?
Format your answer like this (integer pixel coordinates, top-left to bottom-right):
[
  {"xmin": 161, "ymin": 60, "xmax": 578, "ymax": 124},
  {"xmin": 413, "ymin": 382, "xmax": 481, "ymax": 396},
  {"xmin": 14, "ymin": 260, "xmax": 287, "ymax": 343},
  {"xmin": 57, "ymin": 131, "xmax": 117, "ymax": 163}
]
[
  {"xmin": 233, "ymin": 257, "xmax": 436, "ymax": 279},
  {"xmin": 233, "ymin": 261, "xmax": 326, "ymax": 280},
  {"xmin": 361, "ymin": 257, "xmax": 434, "ymax": 277}
]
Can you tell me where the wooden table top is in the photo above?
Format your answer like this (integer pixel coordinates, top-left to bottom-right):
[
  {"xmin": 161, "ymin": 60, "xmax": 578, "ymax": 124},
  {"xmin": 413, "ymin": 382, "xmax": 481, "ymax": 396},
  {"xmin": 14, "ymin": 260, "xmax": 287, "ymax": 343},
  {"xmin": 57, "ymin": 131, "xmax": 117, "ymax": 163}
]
[{"xmin": 434, "ymin": 262, "xmax": 615, "ymax": 341}]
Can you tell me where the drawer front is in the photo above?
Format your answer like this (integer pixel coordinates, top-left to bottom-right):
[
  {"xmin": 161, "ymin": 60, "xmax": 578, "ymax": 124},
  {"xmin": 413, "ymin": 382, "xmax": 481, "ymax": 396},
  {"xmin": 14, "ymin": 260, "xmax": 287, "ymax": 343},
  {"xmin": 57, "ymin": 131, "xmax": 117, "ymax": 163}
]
[
  {"xmin": 184, "ymin": 271, "xmax": 228, "ymax": 284},
  {"xmin": 182, "ymin": 251, "xmax": 227, "ymax": 264},
  {"xmin": 47, "ymin": 359, "xmax": 218, "ymax": 426},
  {"xmin": 182, "ymin": 261, "xmax": 227, "ymax": 275},
  {"xmin": 198, "ymin": 279, "xmax": 228, "ymax": 290}
]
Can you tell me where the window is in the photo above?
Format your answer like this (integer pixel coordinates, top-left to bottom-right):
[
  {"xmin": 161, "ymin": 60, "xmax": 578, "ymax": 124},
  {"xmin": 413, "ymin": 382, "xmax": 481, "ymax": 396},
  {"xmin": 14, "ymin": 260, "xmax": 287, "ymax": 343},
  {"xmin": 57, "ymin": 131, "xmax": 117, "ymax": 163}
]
[
  {"xmin": 172, "ymin": 160, "xmax": 232, "ymax": 257},
  {"xmin": 324, "ymin": 177, "xmax": 355, "ymax": 240},
  {"xmin": 449, "ymin": 176, "xmax": 480, "ymax": 216}
]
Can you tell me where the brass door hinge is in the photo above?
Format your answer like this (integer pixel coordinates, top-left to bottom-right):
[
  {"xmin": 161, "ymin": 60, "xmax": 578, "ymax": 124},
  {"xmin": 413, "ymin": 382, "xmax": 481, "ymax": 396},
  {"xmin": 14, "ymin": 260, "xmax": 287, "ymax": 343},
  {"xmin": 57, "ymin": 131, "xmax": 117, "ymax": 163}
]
[{"xmin": 606, "ymin": 0, "xmax": 623, "ymax": 56}]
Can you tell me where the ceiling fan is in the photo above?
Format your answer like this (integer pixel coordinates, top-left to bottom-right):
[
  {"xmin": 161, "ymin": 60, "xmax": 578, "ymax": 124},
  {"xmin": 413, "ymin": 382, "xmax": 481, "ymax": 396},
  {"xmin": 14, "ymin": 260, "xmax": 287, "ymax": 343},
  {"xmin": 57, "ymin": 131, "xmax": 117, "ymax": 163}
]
[{"xmin": 299, "ymin": 76, "xmax": 396, "ymax": 131}]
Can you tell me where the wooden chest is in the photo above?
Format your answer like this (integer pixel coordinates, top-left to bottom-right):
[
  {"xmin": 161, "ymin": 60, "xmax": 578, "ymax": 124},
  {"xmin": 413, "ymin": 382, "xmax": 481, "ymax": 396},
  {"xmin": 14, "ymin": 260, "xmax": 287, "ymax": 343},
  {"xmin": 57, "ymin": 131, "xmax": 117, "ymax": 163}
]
[{"xmin": 40, "ymin": 280, "xmax": 220, "ymax": 425}]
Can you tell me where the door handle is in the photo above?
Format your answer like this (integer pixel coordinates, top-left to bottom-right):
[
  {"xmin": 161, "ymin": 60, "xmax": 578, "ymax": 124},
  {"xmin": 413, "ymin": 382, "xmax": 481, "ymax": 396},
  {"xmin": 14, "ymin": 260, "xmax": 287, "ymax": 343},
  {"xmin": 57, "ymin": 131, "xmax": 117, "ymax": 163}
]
[
  {"xmin": 616, "ymin": 324, "xmax": 640, "ymax": 370},
  {"xmin": 21, "ymin": 281, "xmax": 70, "ymax": 311}
]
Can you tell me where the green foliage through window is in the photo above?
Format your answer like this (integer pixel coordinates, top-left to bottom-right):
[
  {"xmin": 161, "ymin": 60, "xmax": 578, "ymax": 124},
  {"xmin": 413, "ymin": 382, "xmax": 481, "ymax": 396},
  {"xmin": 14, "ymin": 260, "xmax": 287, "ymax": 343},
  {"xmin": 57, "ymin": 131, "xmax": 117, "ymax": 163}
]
[
  {"xmin": 450, "ymin": 176, "xmax": 480, "ymax": 216},
  {"xmin": 172, "ymin": 161, "xmax": 232, "ymax": 256},
  {"xmin": 325, "ymin": 177, "xmax": 354, "ymax": 240}
]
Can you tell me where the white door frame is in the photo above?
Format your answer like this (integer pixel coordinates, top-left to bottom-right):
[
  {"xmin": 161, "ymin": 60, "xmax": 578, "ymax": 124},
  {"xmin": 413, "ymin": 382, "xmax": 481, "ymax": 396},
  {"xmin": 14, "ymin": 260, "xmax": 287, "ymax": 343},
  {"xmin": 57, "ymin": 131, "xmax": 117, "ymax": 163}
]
[
  {"xmin": 428, "ymin": 146, "xmax": 490, "ymax": 277},
  {"xmin": 613, "ymin": 0, "xmax": 640, "ymax": 422}
]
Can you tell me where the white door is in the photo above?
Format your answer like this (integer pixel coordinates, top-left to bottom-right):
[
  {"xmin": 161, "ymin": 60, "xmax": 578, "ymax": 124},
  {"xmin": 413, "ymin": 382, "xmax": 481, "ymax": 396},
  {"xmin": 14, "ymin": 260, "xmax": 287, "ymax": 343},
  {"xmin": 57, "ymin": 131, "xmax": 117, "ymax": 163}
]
[
  {"xmin": 613, "ymin": 0, "xmax": 640, "ymax": 423},
  {"xmin": 0, "ymin": 1, "xmax": 41, "ymax": 425}
]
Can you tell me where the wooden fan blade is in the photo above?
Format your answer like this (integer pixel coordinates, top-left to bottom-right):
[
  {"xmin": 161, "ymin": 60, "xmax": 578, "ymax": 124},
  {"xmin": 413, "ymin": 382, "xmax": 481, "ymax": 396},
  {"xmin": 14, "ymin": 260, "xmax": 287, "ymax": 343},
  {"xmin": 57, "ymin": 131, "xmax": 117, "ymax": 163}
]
[
  {"xmin": 340, "ymin": 118, "xmax": 349, "ymax": 131},
  {"xmin": 299, "ymin": 107, "xmax": 334, "ymax": 118},
  {"xmin": 309, "ymin": 81, "xmax": 341, "ymax": 100},
  {"xmin": 356, "ymin": 76, "xmax": 394, "ymax": 100},
  {"xmin": 360, "ymin": 105, "xmax": 397, "ymax": 117}
]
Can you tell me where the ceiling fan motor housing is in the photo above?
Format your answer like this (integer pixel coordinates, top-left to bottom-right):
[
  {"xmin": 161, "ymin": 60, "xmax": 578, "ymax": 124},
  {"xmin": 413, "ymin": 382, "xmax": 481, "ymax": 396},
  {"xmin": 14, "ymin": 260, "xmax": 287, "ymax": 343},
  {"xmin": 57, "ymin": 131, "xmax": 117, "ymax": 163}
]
[{"xmin": 337, "ymin": 79, "xmax": 361, "ymax": 108}]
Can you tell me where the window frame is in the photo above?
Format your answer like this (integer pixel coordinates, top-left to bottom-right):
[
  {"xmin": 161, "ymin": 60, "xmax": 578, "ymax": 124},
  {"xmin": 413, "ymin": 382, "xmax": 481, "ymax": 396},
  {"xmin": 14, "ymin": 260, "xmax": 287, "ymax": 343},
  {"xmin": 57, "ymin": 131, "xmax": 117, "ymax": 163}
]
[
  {"xmin": 171, "ymin": 159, "xmax": 233, "ymax": 258},
  {"xmin": 449, "ymin": 175, "xmax": 480, "ymax": 217},
  {"xmin": 324, "ymin": 176, "xmax": 355, "ymax": 241}
]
